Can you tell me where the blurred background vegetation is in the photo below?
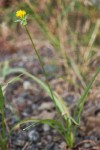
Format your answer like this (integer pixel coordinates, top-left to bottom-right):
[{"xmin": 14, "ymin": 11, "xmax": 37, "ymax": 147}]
[{"xmin": 0, "ymin": 0, "xmax": 100, "ymax": 95}]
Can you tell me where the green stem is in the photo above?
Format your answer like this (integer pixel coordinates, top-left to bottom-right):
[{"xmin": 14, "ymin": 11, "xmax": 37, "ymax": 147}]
[
  {"xmin": 2, "ymin": 111, "xmax": 6, "ymax": 144},
  {"xmin": 24, "ymin": 26, "xmax": 55, "ymax": 105},
  {"xmin": 24, "ymin": 25, "xmax": 74, "ymax": 148},
  {"xmin": 0, "ymin": 85, "xmax": 6, "ymax": 150}
]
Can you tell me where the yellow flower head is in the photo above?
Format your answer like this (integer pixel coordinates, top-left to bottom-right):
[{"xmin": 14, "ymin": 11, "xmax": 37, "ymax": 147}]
[{"xmin": 16, "ymin": 10, "xmax": 26, "ymax": 18}]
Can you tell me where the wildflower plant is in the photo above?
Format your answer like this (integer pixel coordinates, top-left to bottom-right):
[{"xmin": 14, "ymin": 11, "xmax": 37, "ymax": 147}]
[
  {"xmin": 14, "ymin": 10, "xmax": 100, "ymax": 148},
  {"xmin": 0, "ymin": 9, "xmax": 100, "ymax": 150}
]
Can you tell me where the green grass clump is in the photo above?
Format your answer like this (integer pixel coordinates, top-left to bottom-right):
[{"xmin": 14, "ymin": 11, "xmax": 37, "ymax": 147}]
[{"xmin": 11, "ymin": 11, "xmax": 100, "ymax": 148}]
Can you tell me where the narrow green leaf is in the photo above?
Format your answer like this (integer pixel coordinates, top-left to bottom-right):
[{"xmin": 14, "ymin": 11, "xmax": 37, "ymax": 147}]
[
  {"xmin": 0, "ymin": 85, "xmax": 4, "ymax": 111},
  {"xmin": 6, "ymin": 68, "xmax": 76, "ymax": 124},
  {"xmin": 11, "ymin": 118, "xmax": 64, "ymax": 136},
  {"xmin": 74, "ymin": 67, "xmax": 100, "ymax": 131},
  {"xmin": 2, "ymin": 73, "xmax": 23, "ymax": 92},
  {"xmin": 0, "ymin": 85, "xmax": 6, "ymax": 149}
]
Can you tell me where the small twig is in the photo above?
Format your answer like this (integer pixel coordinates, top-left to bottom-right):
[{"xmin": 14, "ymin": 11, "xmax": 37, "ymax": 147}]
[
  {"xmin": 22, "ymin": 142, "xmax": 29, "ymax": 150},
  {"xmin": 4, "ymin": 119, "xmax": 10, "ymax": 133},
  {"xmin": 75, "ymin": 139, "xmax": 97, "ymax": 149}
]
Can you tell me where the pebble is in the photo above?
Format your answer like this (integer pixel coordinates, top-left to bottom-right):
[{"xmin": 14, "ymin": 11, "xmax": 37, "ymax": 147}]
[
  {"xmin": 28, "ymin": 130, "xmax": 39, "ymax": 142},
  {"xmin": 12, "ymin": 131, "xmax": 27, "ymax": 147},
  {"xmin": 52, "ymin": 129, "xmax": 57, "ymax": 134},
  {"xmin": 83, "ymin": 143, "xmax": 91, "ymax": 148},
  {"xmin": 15, "ymin": 139, "xmax": 25, "ymax": 147},
  {"xmin": 27, "ymin": 144, "xmax": 38, "ymax": 150},
  {"xmin": 38, "ymin": 102, "xmax": 54, "ymax": 111},
  {"xmin": 43, "ymin": 124, "xmax": 50, "ymax": 132},
  {"xmin": 13, "ymin": 97, "xmax": 25, "ymax": 105},
  {"xmin": 90, "ymin": 135, "xmax": 98, "ymax": 142},
  {"xmin": 46, "ymin": 143, "xmax": 60, "ymax": 150},
  {"xmin": 23, "ymin": 81, "xmax": 31, "ymax": 90},
  {"xmin": 65, "ymin": 95, "xmax": 74, "ymax": 105},
  {"xmin": 47, "ymin": 135, "xmax": 52, "ymax": 142},
  {"xmin": 46, "ymin": 143, "xmax": 55, "ymax": 150}
]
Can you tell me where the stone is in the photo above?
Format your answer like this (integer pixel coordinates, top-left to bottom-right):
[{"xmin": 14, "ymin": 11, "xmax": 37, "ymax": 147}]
[
  {"xmin": 43, "ymin": 124, "xmax": 50, "ymax": 132},
  {"xmin": 28, "ymin": 130, "xmax": 39, "ymax": 142}
]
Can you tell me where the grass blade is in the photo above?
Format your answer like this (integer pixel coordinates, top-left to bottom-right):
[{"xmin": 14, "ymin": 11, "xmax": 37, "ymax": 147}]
[
  {"xmin": 11, "ymin": 118, "xmax": 64, "ymax": 136},
  {"xmin": 73, "ymin": 67, "xmax": 100, "ymax": 132},
  {"xmin": 7, "ymin": 68, "xmax": 77, "ymax": 124},
  {"xmin": 0, "ymin": 85, "xmax": 6, "ymax": 150}
]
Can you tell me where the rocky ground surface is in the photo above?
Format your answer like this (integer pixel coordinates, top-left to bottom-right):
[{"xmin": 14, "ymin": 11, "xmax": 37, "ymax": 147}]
[{"xmin": 0, "ymin": 41, "xmax": 100, "ymax": 150}]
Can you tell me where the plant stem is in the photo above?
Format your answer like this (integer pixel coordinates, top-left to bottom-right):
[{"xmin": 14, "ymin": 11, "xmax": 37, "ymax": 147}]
[
  {"xmin": 2, "ymin": 112, "xmax": 6, "ymax": 150},
  {"xmin": 24, "ymin": 26, "xmax": 55, "ymax": 104},
  {"xmin": 0, "ymin": 85, "xmax": 6, "ymax": 150},
  {"xmin": 24, "ymin": 25, "xmax": 74, "ymax": 148}
]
